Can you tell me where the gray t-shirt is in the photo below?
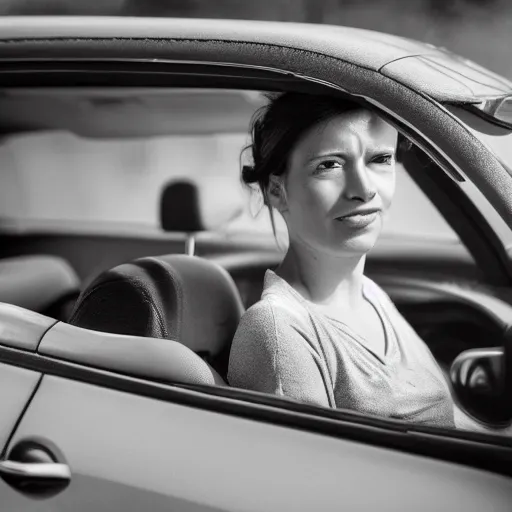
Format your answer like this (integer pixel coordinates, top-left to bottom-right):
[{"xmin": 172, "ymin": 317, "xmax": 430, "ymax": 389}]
[{"xmin": 228, "ymin": 270, "xmax": 455, "ymax": 428}]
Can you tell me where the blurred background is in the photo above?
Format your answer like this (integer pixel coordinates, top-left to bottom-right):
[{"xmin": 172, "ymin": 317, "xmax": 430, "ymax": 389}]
[{"xmin": 1, "ymin": 0, "xmax": 511, "ymax": 79}]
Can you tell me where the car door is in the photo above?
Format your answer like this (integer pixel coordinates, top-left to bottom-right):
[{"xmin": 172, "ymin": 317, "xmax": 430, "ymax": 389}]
[
  {"xmin": 1, "ymin": 371, "xmax": 512, "ymax": 512},
  {"xmin": 0, "ymin": 305, "xmax": 52, "ymax": 459},
  {"xmin": 0, "ymin": 363, "xmax": 40, "ymax": 458}
]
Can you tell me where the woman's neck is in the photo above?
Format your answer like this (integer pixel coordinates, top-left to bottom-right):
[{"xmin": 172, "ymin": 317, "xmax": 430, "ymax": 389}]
[{"xmin": 275, "ymin": 242, "xmax": 366, "ymax": 310}]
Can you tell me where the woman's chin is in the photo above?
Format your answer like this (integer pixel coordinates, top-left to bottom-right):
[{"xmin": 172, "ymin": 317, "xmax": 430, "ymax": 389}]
[
  {"xmin": 330, "ymin": 224, "xmax": 381, "ymax": 255},
  {"xmin": 290, "ymin": 224, "xmax": 381, "ymax": 257},
  {"xmin": 340, "ymin": 238, "xmax": 378, "ymax": 256}
]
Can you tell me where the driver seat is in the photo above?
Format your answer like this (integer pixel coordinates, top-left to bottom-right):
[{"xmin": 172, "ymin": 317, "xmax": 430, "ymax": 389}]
[{"xmin": 68, "ymin": 254, "xmax": 245, "ymax": 381}]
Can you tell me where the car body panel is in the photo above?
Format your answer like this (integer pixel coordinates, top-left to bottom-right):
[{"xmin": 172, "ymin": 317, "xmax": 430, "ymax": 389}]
[
  {"xmin": 0, "ymin": 16, "xmax": 443, "ymax": 71},
  {"xmin": 0, "ymin": 17, "xmax": 510, "ymax": 103},
  {"xmin": 38, "ymin": 321, "xmax": 224, "ymax": 386},
  {"xmin": 0, "ymin": 303, "xmax": 56, "ymax": 351},
  {"xmin": 381, "ymin": 55, "xmax": 512, "ymax": 101},
  {"xmin": 3, "ymin": 375, "xmax": 512, "ymax": 512},
  {"xmin": 0, "ymin": 362, "xmax": 40, "ymax": 450}
]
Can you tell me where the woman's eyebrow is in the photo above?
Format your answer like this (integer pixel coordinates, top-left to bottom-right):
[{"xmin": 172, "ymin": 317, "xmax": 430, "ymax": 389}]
[{"xmin": 305, "ymin": 151, "xmax": 349, "ymax": 163}]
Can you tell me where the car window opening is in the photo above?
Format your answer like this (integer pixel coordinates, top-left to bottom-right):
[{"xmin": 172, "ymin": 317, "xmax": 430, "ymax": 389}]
[{"xmin": 2, "ymin": 85, "xmax": 511, "ymax": 440}]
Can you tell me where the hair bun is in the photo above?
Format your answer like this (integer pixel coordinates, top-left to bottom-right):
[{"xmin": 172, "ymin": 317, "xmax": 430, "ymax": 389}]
[{"xmin": 242, "ymin": 164, "xmax": 259, "ymax": 184}]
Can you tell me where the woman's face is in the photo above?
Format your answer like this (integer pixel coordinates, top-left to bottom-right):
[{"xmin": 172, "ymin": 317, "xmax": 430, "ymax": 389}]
[{"xmin": 277, "ymin": 109, "xmax": 398, "ymax": 257}]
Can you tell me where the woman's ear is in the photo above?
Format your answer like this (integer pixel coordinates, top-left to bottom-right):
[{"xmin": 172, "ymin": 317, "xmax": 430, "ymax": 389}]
[{"xmin": 267, "ymin": 175, "xmax": 287, "ymax": 212}]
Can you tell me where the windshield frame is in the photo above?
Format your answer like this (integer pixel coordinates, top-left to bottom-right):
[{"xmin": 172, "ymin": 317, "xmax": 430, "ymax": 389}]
[
  {"xmin": 444, "ymin": 103, "xmax": 512, "ymax": 254},
  {"xmin": 446, "ymin": 104, "xmax": 512, "ymax": 175}
]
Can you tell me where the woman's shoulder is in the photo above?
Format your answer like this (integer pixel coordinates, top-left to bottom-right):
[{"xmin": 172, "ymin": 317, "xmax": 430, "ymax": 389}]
[
  {"xmin": 238, "ymin": 293, "xmax": 308, "ymax": 333},
  {"xmin": 229, "ymin": 295, "xmax": 310, "ymax": 377}
]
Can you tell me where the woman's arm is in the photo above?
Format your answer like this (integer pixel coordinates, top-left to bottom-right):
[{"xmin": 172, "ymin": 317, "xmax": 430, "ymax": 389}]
[{"xmin": 227, "ymin": 301, "xmax": 332, "ymax": 408}]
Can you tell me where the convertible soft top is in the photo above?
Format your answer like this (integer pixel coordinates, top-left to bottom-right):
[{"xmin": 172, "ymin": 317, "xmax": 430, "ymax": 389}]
[{"xmin": 0, "ymin": 16, "xmax": 510, "ymax": 101}]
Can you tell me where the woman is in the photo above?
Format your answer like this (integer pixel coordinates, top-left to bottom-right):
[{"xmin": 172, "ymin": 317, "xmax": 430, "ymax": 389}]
[{"xmin": 227, "ymin": 92, "xmax": 456, "ymax": 428}]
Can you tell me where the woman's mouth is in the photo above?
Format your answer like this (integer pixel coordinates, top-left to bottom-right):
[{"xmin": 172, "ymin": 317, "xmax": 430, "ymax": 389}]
[{"xmin": 335, "ymin": 210, "xmax": 380, "ymax": 228}]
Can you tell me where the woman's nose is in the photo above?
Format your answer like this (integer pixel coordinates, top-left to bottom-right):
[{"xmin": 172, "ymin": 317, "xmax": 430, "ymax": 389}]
[{"xmin": 342, "ymin": 161, "xmax": 376, "ymax": 202}]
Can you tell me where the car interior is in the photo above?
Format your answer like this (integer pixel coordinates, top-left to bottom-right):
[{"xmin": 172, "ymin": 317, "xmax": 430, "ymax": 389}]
[{"xmin": 0, "ymin": 86, "xmax": 507, "ymax": 394}]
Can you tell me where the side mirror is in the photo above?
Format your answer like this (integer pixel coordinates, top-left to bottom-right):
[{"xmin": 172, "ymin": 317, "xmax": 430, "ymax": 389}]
[{"xmin": 450, "ymin": 328, "xmax": 512, "ymax": 426}]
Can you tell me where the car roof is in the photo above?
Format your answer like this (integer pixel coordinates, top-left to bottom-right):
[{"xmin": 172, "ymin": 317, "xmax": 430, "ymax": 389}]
[
  {"xmin": 0, "ymin": 16, "xmax": 510, "ymax": 101},
  {"xmin": 0, "ymin": 16, "xmax": 433, "ymax": 69}
]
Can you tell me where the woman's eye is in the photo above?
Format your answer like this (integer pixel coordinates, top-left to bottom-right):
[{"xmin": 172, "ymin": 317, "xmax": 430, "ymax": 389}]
[
  {"xmin": 372, "ymin": 154, "xmax": 394, "ymax": 165},
  {"xmin": 315, "ymin": 160, "xmax": 342, "ymax": 172}
]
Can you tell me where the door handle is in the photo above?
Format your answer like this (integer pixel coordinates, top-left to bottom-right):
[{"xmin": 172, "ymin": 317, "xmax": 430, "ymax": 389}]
[
  {"xmin": 0, "ymin": 459, "xmax": 71, "ymax": 480},
  {"xmin": 0, "ymin": 439, "xmax": 71, "ymax": 499}
]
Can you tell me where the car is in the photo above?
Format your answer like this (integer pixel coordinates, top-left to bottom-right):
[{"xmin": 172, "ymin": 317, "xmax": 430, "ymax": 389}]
[{"xmin": 1, "ymin": 15, "xmax": 512, "ymax": 511}]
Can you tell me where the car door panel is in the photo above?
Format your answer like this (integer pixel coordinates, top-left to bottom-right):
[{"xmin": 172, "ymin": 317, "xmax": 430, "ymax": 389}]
[
  {"xmin": 0, "ymin": 303, "xmax": 57, "ymax": 351},
  {"xmin": 0, "ymin": 362, "xmax": 40, "ymax": 451},
  {"xmin": 3, "ymin": 374, "xmax": 512, "ymax": 512}
]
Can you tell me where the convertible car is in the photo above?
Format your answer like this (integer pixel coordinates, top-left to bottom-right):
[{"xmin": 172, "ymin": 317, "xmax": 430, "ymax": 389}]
[{"xmin": 1, "ymin": 15, "xmax": 512, "ymax": 511}]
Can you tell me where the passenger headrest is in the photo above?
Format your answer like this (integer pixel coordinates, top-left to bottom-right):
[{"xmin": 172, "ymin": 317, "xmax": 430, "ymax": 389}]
[
  {"xmin": 159, "ymin": 179, "xmax": 245, "ymax": 233},
  {"xmin": 68, "ymin": 255, "xmax": 244, "ymax": 366},
  {"xmin": 160, "ymin": 180, "xmax": 204, "ymax": 232},
  {"xmin": 0, "ymin": 255, "xmax": 80, "ymax": 314}
]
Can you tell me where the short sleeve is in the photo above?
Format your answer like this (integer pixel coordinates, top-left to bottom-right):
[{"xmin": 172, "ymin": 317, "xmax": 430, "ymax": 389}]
[{"xmin": 227, "ymin": 300, "xmax": 331, "ymax": 408}]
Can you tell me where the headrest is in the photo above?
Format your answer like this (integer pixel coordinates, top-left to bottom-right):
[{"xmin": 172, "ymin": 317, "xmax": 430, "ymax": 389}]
[
  {"xmin": 159, "ymin": 179, "xmax": 245, "ymax": 233},
  {"xmin": 68, "ymin": 255, "xmax": 244, "ymax": 366},
  {"xmin": 160, "ymin": 180, "xmax": 204, "ymax": 232},
  {"xmin": 0, "ymin": 255, "xmax": 80, "ymax": 313}
]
